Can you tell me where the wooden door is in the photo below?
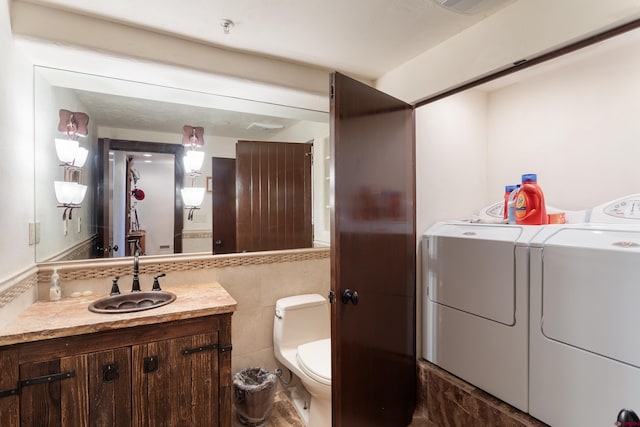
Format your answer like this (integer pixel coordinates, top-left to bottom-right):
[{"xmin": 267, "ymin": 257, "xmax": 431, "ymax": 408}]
[
  {"xmin": 330, "ymin": 72, "xmax": 416, "ymax": 426},
  {"xmin": 235, "ymin": 140, "xmax": 312, "ymax": 252},
  {"xmin": 132, "ymin": 333, "xmax": 219, "ymax": 426},
  {"xmin": 212, "ymin": 157, "xmax": 237, "ymax": 254},
  {"xmin": 96, "ymin": 138, "xmax": 114, "ymax": 258}
]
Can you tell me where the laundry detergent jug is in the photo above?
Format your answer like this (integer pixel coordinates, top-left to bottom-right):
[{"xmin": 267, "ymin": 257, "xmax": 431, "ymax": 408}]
[{"xmin": 515, "ymin": 174, "xmax": 548, "ymax": 225}]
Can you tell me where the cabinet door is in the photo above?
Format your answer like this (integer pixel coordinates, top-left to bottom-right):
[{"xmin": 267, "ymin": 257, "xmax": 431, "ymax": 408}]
[
  {"xmin": 132, "ymin": 333, "xmax": 219, "ymax": 427},
  {"xmin": 84, "ymin": 348, "xmax": 132, "ymax": 427},
  {"xmin": 19, "ymin": 348, "xmax": 131, "ymax": 427},
  {"xmin": 0, "ymin": 348, "xmax": 19, "ymax": 427},
  {"xmin": 20, "ymin": 357, "xmax": 86, "ymax": 427}
]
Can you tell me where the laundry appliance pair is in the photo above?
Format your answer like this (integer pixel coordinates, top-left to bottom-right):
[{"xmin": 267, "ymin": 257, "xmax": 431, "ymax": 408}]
[{"xmin": 423, "ymin": 195, "xmax": 640, "ymax": 425}]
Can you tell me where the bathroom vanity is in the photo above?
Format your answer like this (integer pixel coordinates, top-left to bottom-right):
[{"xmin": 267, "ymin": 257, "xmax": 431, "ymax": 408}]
[{"xmin": 0, "ymin": 282, "xmax": 237, "ymax": 427}]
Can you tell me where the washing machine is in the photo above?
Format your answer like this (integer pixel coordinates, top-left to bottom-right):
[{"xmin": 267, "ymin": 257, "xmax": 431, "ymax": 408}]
[
  {"xmin": 423, "ymin": 221, "xmax": 541, "ymax": 412},
  {"xmin": 529, "ymin": 194, "xmax": 640, "ymax": 426}
]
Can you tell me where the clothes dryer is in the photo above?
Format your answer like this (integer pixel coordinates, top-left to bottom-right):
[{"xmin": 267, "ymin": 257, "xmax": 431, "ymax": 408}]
[
  {"xmin": 529, "ymin": 194, "xmax": 640, "ymax": 426},
  {"xmin": 423, "ymin": 222, "xmax": 541, "ymax": 411}
]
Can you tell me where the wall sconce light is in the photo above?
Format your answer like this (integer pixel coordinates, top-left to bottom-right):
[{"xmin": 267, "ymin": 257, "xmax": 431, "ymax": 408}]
[
  {"xmin": 54, "ymin": 181, "xmax": 87, "ymax": 220},
  {"xmin": 181, "ymin": 187, "xmax": 206, "ymax": 220},
  {"xmin": 184, "ymin": 150, "xmax": 205, "ymax": 175},
  {"xmin": 55, "ymin": 109, "xmax": 90, "ymax": 168},
  {"xmin": 181, "ymin": 125, "xmax": 206, "ymax": 220},
  {"xmin": 54, "ymin": 109, "xmax": 90, "ymax": 221}
]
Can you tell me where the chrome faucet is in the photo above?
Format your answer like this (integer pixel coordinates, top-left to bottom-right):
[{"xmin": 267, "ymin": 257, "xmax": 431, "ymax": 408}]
[{"xmin": 131, "ymin": 249, "xmax": 141, "ymax": 292}]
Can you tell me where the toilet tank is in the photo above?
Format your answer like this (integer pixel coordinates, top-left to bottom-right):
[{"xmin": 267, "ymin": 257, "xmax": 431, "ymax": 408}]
[{"xmin": 274, "ymin": 294, "xmax": 330, "ymax": 350}]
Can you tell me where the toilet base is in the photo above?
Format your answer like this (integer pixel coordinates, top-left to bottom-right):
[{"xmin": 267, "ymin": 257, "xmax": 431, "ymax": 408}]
[
  {"xmin": 289, "ymin": 386, "xmax": 310, "ymax": 425},
  {"xmin": 288, "ymin": 384, "xmax": 331, "ymax": 427},
  {"xmin": 307, "ymin": 394, "xmax": 331, "ymax": 427}
]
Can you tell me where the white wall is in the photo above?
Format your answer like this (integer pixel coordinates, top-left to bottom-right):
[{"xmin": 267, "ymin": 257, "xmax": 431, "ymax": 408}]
[
  {"xmin": 133, "ymin": 157, "xmax": 175, "ymax": 255},
  {"xmin": 34, "ymin": 79, "xmax": 97, "ymax": 261},
  {"xmin": 0, "ymin": 0, "xmax": 34, "ymax": 281},
  {"xmin": 416, "ymin": 28, "xmax": 640, "ymax": 230},
  {"xmin": 486, "ymin": 34, "xmax": 640, "ymax": 210},
  {"xmin": 377, "ymin": 0, "xmax": 640, "ymax": 103},
  {"xmin": 415, "ymin": 90, "xmax": 489, "ymax": 237}
]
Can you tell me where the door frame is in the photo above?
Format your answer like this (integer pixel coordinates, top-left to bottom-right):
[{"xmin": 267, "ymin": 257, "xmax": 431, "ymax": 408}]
[{"xmin": 97, "ymin": 138, "xmax": 184, "ymax": 256}]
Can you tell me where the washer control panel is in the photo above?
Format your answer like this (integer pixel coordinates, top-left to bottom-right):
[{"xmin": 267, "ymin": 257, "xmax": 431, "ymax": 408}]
[
  {"xmin": 590, "ymin": 194, "xmax": 640, "ymax": 223},
  {"xmin": 603, "ymin": 197, "xmax": 640, "ymax": 219}
]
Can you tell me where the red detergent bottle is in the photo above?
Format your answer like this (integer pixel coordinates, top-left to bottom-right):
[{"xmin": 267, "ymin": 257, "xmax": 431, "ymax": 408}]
[{"xmin": 515, "ymin": 174, "xmax": 548, "ymax": 225}]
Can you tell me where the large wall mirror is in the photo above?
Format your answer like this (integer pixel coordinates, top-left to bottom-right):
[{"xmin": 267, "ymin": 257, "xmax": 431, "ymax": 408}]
[{"xmin": 34, "ymin": 66, "xmax": 330, "ymax": 263}]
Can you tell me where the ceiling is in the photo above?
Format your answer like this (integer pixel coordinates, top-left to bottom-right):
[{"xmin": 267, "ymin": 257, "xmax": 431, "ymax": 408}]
[
  {"xmin": 28, "ymin": 0, "xmax": 518, "ymax": 139},
  {"xmin": 25, "ymin": 0, "xmax": 517, "ymax": 80},
  {"xmin": 72, "ymin": 89, "xmax": 304, "ymax": 140}
]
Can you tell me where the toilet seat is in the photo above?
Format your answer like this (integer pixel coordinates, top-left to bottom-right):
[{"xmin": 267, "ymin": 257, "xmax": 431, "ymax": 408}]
[{"xmin": 296, "ymin": 338, "xmax": 331, "ymax": 386}]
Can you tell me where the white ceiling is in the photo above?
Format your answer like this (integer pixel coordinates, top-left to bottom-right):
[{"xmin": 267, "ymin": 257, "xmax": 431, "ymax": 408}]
[
  {"xmin": 72, "ymin": 89, "xmax": 303, "ymax": 139},
  {"xmin": 26, "ymin": 0, "xmax": 516, "ymax": 80},
  {"xmin": 26, "ymin": 0, "xmax": 518, "ymax": 139}
]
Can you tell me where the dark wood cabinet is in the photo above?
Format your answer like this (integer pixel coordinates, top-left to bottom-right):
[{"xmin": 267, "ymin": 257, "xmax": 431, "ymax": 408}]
[{"xmin": 0, "ymin": 314, "xmax": 232, "ymax": 427}]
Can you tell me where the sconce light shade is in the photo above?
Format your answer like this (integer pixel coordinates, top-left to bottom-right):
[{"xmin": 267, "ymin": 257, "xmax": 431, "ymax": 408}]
[
  {"xmin": 58, "ymin": 109, "xmax": 89, "ymax": 138},
  {"xmin": 182, "ymin": 125, "xmax": 205, "ymax": 146},
  {"xmin": 73, "ymin": 147, "xmax": 89, "ymax": 168},
  {"xmin": 54, "ymin": 181, "xmax": 87, "ymax": 205},
  {"xmin": 55, "ymin": 138, "xmax": 79, "ymax": 164},
  {"xmin": 55, "ymin": 138, "xmax": 89, "ymax": 167},
  {"xmin": 72, "ymin": 184, "xmax": 88, "ymax": 205},
  {"xmin": 181, "ymin": 187, "xmax": 206, "ymax": 207},
  {"xmin": 184, "ymin": 150, "xmax": 205, "ymax": 174}
]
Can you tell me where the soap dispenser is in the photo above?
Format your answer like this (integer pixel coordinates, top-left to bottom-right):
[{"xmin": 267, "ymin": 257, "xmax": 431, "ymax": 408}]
[{"xmin": 49, "ymin": 268, "xmax": 61, "ymax": 301}]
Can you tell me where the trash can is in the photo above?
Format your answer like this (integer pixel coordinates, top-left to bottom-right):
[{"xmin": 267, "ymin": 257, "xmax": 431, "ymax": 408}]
[{"xmin": 233, "ymin": 367, "xmax": 277, "ymax": 426}]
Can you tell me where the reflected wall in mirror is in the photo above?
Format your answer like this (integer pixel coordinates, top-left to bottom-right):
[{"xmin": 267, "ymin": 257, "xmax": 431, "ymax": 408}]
[{"xmin": 34, "ymin": 67, "xmax": 330, "ymax": 262}]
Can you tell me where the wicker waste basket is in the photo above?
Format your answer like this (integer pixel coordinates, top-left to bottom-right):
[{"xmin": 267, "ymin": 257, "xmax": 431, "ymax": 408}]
[{"xmin": 233, "ymin": 367, "xmax": 277, "ymax": 427}]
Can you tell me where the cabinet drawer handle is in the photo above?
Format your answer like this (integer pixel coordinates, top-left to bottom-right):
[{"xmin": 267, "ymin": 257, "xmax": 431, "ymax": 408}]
[
  {"xmin": 182, "ymin": 344, "xmax": 218, "ymax": 355},
  {"xmin": 102, "ymin": 363, "xmax": 119, "ymax": 382},
  {"xmin": 143, "ymin": 356, "xmax": 159, "ymax": 373}
]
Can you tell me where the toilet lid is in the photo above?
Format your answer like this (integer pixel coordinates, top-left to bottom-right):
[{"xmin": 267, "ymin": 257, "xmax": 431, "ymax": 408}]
[{"xmin": 296, "ymin": 338, "xmax": 331, "ymax": 386}]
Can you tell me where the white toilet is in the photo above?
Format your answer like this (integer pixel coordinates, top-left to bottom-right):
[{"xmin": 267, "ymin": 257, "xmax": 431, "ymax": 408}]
[{"xmin": 273, "ymin": 294, "xmax": 331, "ymax": 427}]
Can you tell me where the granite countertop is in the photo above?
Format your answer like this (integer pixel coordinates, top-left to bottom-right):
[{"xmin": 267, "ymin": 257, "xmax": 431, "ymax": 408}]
[{"xmin": 0, "ymin": 281, "xmax": 237, "ymax": 347}]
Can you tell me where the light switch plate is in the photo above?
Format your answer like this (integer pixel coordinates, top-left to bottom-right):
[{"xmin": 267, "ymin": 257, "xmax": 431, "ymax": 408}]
[{"xmin": 28, "ymin": 222, "xmax": 40, "ymax": 245}]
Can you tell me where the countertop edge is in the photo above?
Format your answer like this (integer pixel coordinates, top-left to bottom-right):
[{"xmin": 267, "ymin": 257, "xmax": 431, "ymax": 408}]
[{"xmin": 0, "ymin": 282, "xmax": 237, "ymax": 347}]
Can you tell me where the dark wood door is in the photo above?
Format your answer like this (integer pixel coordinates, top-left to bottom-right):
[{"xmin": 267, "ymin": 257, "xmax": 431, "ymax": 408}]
[
  {"xmin": 330, "ymin": 72, "xmax": 416, "ymax": 426},
  {"xmin": 235, "ymin": 140, "xmax": 313, "ymax": 252},
  {"xmin": 96, "ymin": 138, "xmax": 114, "ymax": 258},
  {"xmin": 212, "ymin": 157, "xmax": 237, "ymax": 254},
  {"xmin": 132, "ymin": 333, "xmax": 219, "ymax": 426}
]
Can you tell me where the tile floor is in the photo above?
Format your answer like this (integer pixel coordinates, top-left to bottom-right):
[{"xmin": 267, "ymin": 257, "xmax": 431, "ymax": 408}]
[{"xmin": 233, "ymin": 390, "xmax": 304, "ymax": 427}]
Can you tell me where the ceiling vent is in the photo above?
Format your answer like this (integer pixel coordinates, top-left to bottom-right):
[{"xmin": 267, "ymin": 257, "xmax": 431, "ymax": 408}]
[
  {"xmin": 433, "ymin": 0, "xmax": 513, "ymax": 15},
  {"xmin": 247, "ymin": 122, "xmax": 284, "ymax": 131}
]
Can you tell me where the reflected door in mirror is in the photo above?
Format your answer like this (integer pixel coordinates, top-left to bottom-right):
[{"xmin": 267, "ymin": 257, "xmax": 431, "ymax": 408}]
[
  {"xmin": 235, "ymin": 140, "xmax": 313, "ymax": 252},
  {"xmin": 212, "ymin": 157, "xmax": 237, "ymax": 254}
]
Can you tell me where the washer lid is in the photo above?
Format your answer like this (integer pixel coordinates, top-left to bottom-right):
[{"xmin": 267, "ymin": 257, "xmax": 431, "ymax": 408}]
[{"xmin": 297, "ymin": 338, "xmax": 331, "ymax": 386}]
